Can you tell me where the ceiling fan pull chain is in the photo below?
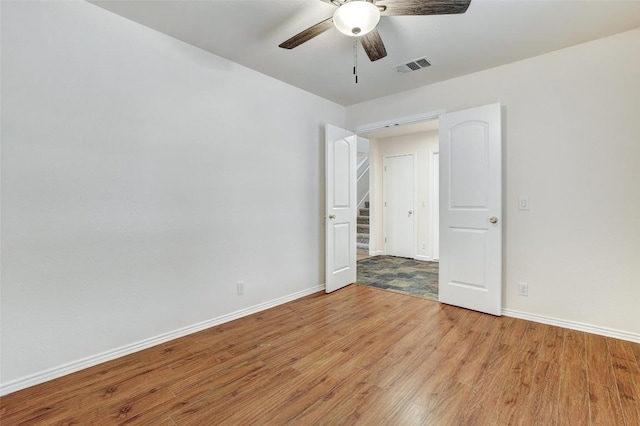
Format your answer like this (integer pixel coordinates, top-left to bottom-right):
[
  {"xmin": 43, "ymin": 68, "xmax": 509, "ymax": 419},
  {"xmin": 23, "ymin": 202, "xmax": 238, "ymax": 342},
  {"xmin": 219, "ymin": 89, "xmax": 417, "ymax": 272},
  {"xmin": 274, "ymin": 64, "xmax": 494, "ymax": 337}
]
[{"xmin": 353, "ymin": 38, "xmax": 358, "ymax": 84}]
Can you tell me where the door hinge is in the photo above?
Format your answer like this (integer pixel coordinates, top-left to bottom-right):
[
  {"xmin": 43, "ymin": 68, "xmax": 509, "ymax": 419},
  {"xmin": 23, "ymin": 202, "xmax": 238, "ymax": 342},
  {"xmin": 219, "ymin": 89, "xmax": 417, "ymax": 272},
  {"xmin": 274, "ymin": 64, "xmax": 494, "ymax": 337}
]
[
  {"xmin": 384, "ymin": 166, "xmax": 387, "ymax": 171},
  {"xmin": 385, "ymin": 237, "xmax": 387, "ymax": 243}
]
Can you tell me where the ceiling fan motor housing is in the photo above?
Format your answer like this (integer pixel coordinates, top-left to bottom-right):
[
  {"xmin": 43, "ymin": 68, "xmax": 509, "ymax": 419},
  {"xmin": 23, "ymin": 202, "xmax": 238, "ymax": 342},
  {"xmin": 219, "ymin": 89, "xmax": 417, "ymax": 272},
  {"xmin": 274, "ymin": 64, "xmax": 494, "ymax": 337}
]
[{"xmin": 333, "ymin": 1, "xmax": 381, "ymax": 37}]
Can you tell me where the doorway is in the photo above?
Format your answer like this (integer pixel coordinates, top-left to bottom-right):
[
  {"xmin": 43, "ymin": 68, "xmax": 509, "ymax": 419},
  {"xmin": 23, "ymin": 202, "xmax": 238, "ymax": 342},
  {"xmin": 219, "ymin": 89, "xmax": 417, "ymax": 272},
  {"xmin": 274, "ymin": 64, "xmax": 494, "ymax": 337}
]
[
  {"xmin": 327, "ymin": 104, "xmax": 502, "ymax": 315},
  {"xmin": 350, "ymin": 103, "xmax": 503, "ymax": 316},
  {"xmin": 357, "ymin": 119, "xmax": 440, "ymax": 300}
]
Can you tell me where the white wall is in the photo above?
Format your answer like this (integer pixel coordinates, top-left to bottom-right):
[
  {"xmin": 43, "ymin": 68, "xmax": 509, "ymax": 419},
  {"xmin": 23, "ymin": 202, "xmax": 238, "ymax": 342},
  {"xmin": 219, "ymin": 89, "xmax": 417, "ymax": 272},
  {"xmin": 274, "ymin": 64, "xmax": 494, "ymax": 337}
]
[
  {"xmin": 0, "ymin": 1, "xmax": 344, "ymax": 392},
  {"xmin": 348, "ymin": 28, "xmax": 640, "ymax": 338},
  {"xmin": 369, "ymin": 132, "xmax": 439, "ymax": 260}
]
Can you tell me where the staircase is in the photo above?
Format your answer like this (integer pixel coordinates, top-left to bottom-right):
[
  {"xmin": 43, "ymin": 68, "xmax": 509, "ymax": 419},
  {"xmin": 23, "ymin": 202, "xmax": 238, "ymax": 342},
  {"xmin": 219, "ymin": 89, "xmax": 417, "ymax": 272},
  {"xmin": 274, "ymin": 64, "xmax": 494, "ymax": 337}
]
[{"xmin": 357, "ymin": 201, "xmax": 370, "ymax": 254}]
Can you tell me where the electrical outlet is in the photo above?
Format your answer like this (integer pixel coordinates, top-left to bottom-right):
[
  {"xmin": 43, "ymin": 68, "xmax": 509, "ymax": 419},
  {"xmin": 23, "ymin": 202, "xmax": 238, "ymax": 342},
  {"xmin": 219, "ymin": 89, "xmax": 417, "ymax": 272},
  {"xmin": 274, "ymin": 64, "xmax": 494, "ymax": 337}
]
[
  {"xmin": 237, "ymin": 281, "xmax": 245, "ymax": 295},
  {"xmin": 518, "ymin": 282, "xmax": 528, "ymax": 297}
]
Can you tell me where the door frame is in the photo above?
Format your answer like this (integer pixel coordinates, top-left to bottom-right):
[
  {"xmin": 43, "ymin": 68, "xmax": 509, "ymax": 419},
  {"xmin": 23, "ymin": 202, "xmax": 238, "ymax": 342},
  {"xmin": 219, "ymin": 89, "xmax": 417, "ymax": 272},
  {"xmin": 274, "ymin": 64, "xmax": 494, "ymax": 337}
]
[
  {"xmin": 356, "ymin": 110, "xmax": 444, "ymax": 259},
  {"xmin": 432, "ymin": 151, "xmax": 440, "ymax": 261},
  {"xmin": 354, "ymin": 110, "xmax": 445, "ymax": 135}
]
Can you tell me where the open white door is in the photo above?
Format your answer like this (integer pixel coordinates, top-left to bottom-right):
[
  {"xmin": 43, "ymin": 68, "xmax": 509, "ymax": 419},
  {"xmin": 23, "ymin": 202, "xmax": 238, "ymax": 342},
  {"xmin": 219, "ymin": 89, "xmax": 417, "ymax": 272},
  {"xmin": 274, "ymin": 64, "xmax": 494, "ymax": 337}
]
[
  {"xmin": 326, "ymin": 124, "xmax": 357, "ymax": 293},
  {"xmin": 439, "ymin": 103, "xmax": 502, "ymax": 315}
]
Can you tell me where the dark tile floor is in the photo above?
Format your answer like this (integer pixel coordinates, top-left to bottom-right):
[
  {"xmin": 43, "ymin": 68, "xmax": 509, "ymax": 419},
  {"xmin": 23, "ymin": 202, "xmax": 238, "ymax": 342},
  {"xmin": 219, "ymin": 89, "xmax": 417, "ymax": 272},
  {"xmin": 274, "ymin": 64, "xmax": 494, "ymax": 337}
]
[{"xmin": 356, "ymin": 255, "xmax": 439, "ymax": 301}]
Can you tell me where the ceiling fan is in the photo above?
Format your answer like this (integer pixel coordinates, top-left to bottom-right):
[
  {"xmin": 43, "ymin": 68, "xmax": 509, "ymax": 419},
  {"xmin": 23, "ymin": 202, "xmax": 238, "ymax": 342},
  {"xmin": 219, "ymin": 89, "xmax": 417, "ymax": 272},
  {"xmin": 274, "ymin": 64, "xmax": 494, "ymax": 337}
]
[{"xmin": 279, "ymin": 0, "xmax": 472, "ymax": 62}]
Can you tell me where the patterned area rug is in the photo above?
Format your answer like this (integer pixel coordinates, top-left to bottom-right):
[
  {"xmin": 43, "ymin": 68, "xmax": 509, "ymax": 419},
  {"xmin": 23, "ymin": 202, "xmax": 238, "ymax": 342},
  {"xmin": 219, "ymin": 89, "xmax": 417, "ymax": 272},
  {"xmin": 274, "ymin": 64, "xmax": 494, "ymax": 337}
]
[{"xmin": 357, "ymin": 255, "xmax": 439, "ymax": 301}]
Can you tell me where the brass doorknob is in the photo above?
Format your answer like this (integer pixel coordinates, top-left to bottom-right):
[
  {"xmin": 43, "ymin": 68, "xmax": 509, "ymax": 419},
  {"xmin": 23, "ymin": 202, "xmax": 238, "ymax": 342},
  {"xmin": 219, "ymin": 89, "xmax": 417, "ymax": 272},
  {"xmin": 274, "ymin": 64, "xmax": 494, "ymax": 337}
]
[{"xmin": 489, "ymin": 216, "xmax": 498, "ymax": 224}]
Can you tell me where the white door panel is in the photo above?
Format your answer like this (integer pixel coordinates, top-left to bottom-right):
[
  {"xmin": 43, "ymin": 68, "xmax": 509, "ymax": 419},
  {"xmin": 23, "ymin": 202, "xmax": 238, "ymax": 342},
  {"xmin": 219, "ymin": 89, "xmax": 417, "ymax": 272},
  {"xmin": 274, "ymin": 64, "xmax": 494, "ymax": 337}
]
[
  {"xmin": 326, "ymin": 124, "xmax": 357, "ymax": 293},
  {"xmin": 332, "ymin": 223, "xmax": 351, "ymax": 272},
  {"xmin": 450, "ymin": 123, "xmax": 490, "ymax": 208},
  {"xmin": 439, "ymin": 103, "xmax": 502, "ymax": 315},
  {"xmin": 384, "ymin": 154, "xmax": 415, "ymax": 258}
]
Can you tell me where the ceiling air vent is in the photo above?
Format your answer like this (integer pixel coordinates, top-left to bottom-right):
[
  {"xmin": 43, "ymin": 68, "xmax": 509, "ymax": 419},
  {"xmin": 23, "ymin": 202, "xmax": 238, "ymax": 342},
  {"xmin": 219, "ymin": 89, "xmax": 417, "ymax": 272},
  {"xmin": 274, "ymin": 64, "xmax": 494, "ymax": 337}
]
[{"xmin": 394, "ymin": 57, "xmax": 432, "ymax": 74}]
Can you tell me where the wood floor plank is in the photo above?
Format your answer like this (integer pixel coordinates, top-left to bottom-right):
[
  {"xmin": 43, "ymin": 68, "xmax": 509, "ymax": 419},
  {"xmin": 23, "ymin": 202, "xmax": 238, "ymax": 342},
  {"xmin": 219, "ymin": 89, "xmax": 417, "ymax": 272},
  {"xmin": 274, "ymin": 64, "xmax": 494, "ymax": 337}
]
[
  {"xmin": 631, "ymin": 341, "xmax": 640, "ymax": 369},
  {"xmin": 169, "ymin": 358, "xmax": 266, "ymax": 396},
  {"xmin": 386, "ymin": 400, "xmax": 430, "ymax": 426},
  {"xmin": 289, "ymin": 367, "xmax": 381, "ymax": 425},
  {"xmin": 170, "ymin": 366, "xmax": 301, "ymax": 425},
  {"xmin": 589, "ymin": 382, "xmax": 626, "ymax": 426},
  {"xmin": 502, "ymin": 317, "xmax": 530, "ymax": 347},
  {"xmin": 562, "ymin": 328, "xmax": 587, "ymax": 365},
  {"xmin": 256, "ymin": 370, "xmax": 344, "ymax": 424},
  {"xmin": 421, "ymin": 379, "xmax": 473, "ymax": 426},
  {"xmin": 586, "ymin": 333, "xmax": 618, "ymax": 389},
  {"xmin": 608, "ymin": 336, "xmax": 638, "ymax": 363},
  {"xmin": 459, "ymin": 342, "xmax": 517, "ymax": 425},
  {"xmin": 557, "ymin": 362, "xmax": 590, "ymax": 425},
  {"xmin": 341, "ymin": 382, "xmax": 413, "ymax": 426},
  {"xmin": 2, "ymin": 284, "xmax": 639, "ymax": 426},
  {"xmin": 539, "ymin": 323, "xmax": 565, "ymax": 363},
  {"xmin": 608, "ymin": 337, "xmax": 640, "ymax": 426},
  {"xmin": 523, "ymin": 359, "xmax": 561, "ymax": 425},
  {"xmin": 557, "ymin": 329, "xmax": 589, "ymax": 426},
  {"xmin": 490, "ymin": 335, "xmax": 539, "ymax": 424},
  {"xmin": 92, "ymin": 387, "xmax": 176, "ymax": 424},
  {"xmin": 455, "ymin": 316, "xmax": 516, "ymax": 388}
]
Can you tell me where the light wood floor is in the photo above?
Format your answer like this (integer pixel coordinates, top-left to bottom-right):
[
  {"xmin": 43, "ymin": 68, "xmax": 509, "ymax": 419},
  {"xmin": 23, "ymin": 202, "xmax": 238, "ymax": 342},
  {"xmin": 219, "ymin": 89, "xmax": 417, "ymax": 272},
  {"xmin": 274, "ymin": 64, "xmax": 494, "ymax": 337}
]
[{"xmin": 1, "ymin": 285, "xmax": 639, "ymax": 425}]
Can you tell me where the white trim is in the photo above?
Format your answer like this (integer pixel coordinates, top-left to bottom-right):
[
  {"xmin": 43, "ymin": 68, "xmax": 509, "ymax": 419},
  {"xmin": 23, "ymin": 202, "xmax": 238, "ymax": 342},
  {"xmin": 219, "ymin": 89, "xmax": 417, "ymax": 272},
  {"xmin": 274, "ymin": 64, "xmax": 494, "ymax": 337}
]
[
  {"xmin": 503, "ymin": 308, "xmax": 640, "ymax": 344},
  {"xmin": 369, "ymin": 250, "xmax": 384, "ymax": 256},
  {"xmin": 431, "ymin": 151, "xmax": 440, "ymax": 261},
  {"xmin": 414, "ymin": 255, "xmax": 433, "ymax": 262},
  {"xmin": 353, "ymin": 110, "xmax": 446, "ymax": 134},
  {"xmin": 0, "ymin": 284, "xmax": 325, "ymax": 397}
]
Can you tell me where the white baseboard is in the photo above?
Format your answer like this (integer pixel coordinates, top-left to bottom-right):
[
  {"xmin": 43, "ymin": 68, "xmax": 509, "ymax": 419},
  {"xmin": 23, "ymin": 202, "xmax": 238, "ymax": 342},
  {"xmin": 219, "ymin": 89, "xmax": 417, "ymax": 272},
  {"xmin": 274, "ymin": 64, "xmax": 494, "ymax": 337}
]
[
  {"xmin": 502, "ymin": 308, "xmax": 640, "ymax": 343},
  {"xmin": 414, "ymin": 255, "xmax": 433, "ymax": 262},
  {"xmin": 368, "ymin": 250, "xmax": 384, "ymax": 256},
  {"xmin": 0, "ymin": 284, "xmax": 325, "ymax": 397}
]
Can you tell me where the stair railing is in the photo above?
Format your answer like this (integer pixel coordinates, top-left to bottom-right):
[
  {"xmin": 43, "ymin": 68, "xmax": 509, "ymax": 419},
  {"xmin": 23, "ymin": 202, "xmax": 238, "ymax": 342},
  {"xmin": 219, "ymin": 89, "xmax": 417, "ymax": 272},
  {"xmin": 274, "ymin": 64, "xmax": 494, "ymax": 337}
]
[{"xmin": 357, "ymin": 154, "xmax": 370, "ymax": 210}]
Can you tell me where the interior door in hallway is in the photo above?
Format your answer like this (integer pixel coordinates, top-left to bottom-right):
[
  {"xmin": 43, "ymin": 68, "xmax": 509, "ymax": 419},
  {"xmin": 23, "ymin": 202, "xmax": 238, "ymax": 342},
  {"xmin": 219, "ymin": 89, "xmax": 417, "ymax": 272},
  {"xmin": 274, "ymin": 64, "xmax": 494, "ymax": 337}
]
[
  {"xmin": 439, "ymin": 103, "xmax": 502, "ymax": 315},
  {"xmin": 384, "ymin": 154, "xmax": 415, "ymax": 258},
  {"xmin": 325, "ymin": 124, "xmax": 357, "ymax": 293}
]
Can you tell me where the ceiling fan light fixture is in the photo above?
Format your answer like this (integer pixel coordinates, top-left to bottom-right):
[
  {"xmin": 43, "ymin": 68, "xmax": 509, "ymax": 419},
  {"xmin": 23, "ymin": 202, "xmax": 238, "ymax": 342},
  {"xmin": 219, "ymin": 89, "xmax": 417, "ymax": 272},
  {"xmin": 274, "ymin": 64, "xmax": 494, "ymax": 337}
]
[{"xmin": 333, "ymin": 1, "xmax": 381, "ymax": 37}]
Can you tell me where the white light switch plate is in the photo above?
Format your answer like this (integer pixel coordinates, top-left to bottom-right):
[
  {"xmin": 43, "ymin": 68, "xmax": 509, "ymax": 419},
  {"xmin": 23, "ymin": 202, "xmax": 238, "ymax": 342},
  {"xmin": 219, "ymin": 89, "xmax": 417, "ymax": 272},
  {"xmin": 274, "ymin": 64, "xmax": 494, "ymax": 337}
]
[{"xmin": 519, "ymin": 196, "xmax": 530, "ymax": 211}]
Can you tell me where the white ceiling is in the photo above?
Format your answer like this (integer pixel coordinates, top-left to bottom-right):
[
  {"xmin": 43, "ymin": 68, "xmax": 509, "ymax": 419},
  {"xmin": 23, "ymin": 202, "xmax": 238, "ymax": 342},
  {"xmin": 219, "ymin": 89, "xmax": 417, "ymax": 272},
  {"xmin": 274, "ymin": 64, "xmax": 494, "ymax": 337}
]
[{"xmin": 91, "ymin": 0, "xmax": 640, "ymax": 106}]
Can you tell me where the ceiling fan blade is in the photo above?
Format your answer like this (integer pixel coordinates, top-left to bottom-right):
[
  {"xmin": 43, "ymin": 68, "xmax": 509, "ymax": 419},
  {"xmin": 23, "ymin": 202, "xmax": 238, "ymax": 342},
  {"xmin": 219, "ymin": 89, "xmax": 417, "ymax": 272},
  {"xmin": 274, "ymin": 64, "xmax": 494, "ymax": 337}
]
[
  {"xmin": 360, "ymin": 29, "xmax": 387, "ymax": 62},
  {"xmin": 279, "ymin": 17, "xmax": 334, "ymax": 49},
  {"xmin": 378, "ymin": 0, "xmax": 471, "ymax": 16}
]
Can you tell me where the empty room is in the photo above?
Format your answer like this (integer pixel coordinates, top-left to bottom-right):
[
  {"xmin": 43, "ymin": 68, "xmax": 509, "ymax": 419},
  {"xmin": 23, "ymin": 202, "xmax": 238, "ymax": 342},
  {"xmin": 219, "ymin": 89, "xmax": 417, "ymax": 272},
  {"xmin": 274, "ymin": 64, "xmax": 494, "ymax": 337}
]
[{"xmin": 1, "ymin": 0, "xmax": 639, "ymax": 424}]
